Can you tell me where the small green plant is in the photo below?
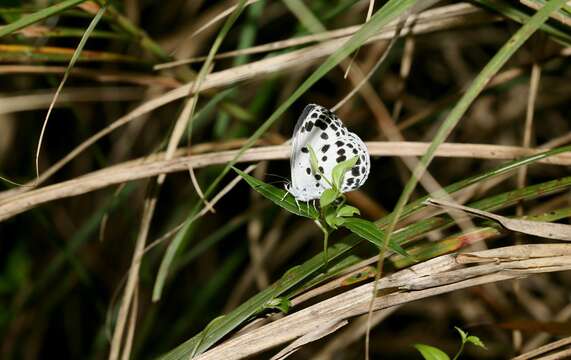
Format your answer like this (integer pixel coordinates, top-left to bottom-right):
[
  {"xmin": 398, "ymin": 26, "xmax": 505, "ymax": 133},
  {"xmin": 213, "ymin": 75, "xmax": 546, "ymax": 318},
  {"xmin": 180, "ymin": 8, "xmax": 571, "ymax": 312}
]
[
  {"xmin": 414, "ymin": 327, "xmax": 486, "ymax": 360},
  {"xmin": 233, "ymin": 157, "xmax": 408, "ymax": 269}
]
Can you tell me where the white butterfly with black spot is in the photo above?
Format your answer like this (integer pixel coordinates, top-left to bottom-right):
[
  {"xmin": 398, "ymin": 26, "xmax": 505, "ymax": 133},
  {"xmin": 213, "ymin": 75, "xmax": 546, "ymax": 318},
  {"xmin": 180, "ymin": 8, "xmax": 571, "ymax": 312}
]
[{"xmin": 286, "ymin": 104, "xmax": 370, "ymax": 202}]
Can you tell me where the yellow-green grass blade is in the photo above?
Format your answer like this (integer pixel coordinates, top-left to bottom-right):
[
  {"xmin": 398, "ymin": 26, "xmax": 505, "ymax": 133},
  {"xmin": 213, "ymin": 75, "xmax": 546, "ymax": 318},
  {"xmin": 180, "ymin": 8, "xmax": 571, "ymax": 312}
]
[{"xmin": 0, "ymin": 0, "xmax": 87, "ymax": 38}]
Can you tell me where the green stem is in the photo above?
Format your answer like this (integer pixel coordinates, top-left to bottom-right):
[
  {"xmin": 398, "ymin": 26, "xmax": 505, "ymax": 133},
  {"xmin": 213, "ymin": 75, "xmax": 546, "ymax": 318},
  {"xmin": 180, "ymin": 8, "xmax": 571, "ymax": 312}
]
[
  {"xmin": 452, "ymin": 341, "xmax": 465, "ymax": 360},
  {"xmin": 315, "ymin": 220, "xmax": 330, "ymax": 267}
]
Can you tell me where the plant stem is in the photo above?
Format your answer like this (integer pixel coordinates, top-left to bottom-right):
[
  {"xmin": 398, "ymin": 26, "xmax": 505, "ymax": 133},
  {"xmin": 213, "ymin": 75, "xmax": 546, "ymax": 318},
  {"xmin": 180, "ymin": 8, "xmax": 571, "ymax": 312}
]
[
  {"xmin": 452, "ymin": 341, "xmax": 465, "ymax": 360},
  {"xmin": 315, "ymin": 219, "xmax": 330, "ymax": 267}
]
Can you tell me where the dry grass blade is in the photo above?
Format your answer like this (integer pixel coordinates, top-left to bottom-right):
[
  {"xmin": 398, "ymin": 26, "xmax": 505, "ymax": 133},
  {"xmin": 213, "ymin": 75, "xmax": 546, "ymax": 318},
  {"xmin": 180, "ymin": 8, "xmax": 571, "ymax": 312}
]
[
  {"xmin": 269, "ymin": 320, "xmax": 348, "ymax": 360},
  {"xmin": 156, "ymin": 3, "xmax": 489, "ymax": 70},
  {"xmin": 425, "ymin": 198, "xmax": 571, "ymax": 241},
  {"xmin": 0, "ymin": 87, "xmax": 146, "ymax": 115},
  {"xmin": 514, "ymin": 336, "xmax": 571, "ymax": 360},
  {"xmin": 1, "ymin": 142, "xmax": 570, "ymax": 222},
  {"xmin": 0, "ymin": 65, "xmax": 180, "ymax": 87},
  {"xmin": 193, "ymin": 244, "xmax": 571, "ymax": 360}
]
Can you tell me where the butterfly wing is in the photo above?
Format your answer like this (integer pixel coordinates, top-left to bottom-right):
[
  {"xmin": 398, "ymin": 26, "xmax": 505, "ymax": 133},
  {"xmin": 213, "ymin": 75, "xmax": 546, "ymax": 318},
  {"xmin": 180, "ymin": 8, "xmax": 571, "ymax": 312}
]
[
  {"xmin": 290, "ymin": 104, "xmax": 370, "ymax": 201},
  {"xmin": 340, "ymin": 132, "xmax": 370, "ymax": 192},
  {"xmin": 290, "ymin": 105, "xmax": 340, "ymax": 201}
]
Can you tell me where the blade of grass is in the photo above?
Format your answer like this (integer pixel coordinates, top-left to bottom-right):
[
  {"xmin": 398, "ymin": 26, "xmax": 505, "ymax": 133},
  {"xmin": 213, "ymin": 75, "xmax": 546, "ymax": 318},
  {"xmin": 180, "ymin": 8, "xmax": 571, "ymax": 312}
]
[
  {"xmin": 474, "ymin": 0, "xmax": 571, "ymax": 46},
  {"xmin": 0, "ymin": 0, "xmax": 87, "ymax": 38},
  {"xmin": 0, "ymin": 44, "xmax": 140, "ymax": 63},
  {"xmin": 35, "ymin": 4, "xmax": 107, "ymax": 180}
]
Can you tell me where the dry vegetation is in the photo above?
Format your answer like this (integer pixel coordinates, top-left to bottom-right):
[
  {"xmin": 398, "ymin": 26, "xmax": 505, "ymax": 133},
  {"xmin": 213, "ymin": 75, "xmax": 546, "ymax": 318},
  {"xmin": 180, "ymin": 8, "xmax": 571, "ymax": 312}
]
[{"xmin": 1, "ymin": 1, "xmax": 571, "ymax": 359}]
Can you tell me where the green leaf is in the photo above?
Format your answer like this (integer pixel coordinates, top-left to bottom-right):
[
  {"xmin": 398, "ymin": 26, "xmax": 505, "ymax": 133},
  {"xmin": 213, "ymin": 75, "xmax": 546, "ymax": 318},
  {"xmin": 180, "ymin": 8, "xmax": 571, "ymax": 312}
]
[
  {"xmin": 466, "ymin": 335, "xmax": 487, "ymax": 349},
  {"xmin": 454, "ymin": 326, "xmax": 467, "ymax": 342},
  {"xmin": 331, "ymin": 156, "xmax": 358, "ymax": 190},
  {"xmin": 325, "ymin": 207, "xmax": 345, "ymax": 229},
  {"xmin": 342, "ymin": 218, "xmax": 409, "ymax": 257},
  {"xmin": 265, "ymin": 297, "xmax": 292, "ymax": 313},
  {"xmin": 320, "ymin": 188, "xmax": 338, "ymax": 208},
  {"xmin": 307, "ymin": 144, "xmax": 320, "ymax": 175},
  {"xmin": 414, "ymin": 344, "xmax": 450, "ymax": 360},
  {"xmin": 337, "ymin": 205, "xmax": 360, "ymax": 218},
  {"xmin": 232, "ymin": 167, "xmax": 319, "ymax": 219}
]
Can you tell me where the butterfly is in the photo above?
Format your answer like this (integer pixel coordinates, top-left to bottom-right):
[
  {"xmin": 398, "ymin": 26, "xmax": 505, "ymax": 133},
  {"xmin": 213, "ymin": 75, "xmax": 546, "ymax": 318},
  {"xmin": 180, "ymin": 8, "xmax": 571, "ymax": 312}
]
[{"xmin": 286, "ymin": 104, "xmax": 370, "ymax": 202}]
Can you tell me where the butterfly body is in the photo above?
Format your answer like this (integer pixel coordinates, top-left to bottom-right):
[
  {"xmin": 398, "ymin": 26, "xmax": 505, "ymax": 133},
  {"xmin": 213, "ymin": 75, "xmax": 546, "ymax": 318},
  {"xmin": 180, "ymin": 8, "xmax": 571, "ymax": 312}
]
[{"xmin": 287, "ymin": 104, "xmax": 370, "ymax": 201}]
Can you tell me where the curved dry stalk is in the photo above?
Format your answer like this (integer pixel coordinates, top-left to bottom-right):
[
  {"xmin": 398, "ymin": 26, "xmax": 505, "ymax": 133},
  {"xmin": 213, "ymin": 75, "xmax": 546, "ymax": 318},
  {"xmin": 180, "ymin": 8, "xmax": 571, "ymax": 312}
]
[
  {"xmin": 156, "ymin": 3, "xmax": 486, "ymax": 69},
  {"xmin": 193, "ymin": 244, "xmax": 571, "ymax": 360},
  {"xmin": 514, "ymin": 337, "xmax": 571, "ymax": 360},
  {"xmin": 1, "ymin": 142, "xmax": 570, "ymax": 222},
  {"xmin": 0, "ymin": 87, "xmax": 145, "ymax": 115}
]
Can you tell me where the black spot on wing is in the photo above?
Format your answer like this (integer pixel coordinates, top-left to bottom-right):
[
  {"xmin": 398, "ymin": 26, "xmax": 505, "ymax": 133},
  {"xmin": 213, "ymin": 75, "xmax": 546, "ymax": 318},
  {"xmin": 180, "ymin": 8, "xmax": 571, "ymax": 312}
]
[
  {"xmin": 320, "ymin": 132, "xmax": 329, "ymax": 140},
  {"xmin": 301, "ymin": 147, "xmax": 308, "ymax": 153},
  {"xmin": 306, "ymin": 167, "xmax": 311, "ymax": 175},
  {"xmin": 337, "ymin": 148, "xmax": 345, "ymax": 155},
  {"xmin": 352, "ymin": 167, "xmax": 360, "ymax": 176},
  {"xmin": 335, "ymin": 140, "xmax": 344, "ymax": 147},
  {"xmin": 321, "ymin": 156, "xmax": 328, "ymax": 161},
  {"xmin": 321, "ymin": 144, "xmax": 330, "ymax": 153},
  {"xmin": 336, "ymin": 155, "xmax": 347, "ymax": 163},
  {"xmin": 305, "ymin": 122, "xmax": 314, "ymax": 132},
  {"xmin": 314, "ymin": 119, "xmax": 328, "ymax": 130}
]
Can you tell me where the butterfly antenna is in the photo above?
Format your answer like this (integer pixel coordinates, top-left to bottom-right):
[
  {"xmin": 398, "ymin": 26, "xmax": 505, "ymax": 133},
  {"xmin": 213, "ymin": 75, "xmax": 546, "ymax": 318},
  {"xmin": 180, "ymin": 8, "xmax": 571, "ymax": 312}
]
[
  {"xmin": 266, "ymin": 173, "xmax": 290, "ymax": 182},
  {"xmin": 267, "ymin": 180, "xmax": 288, "ymax": 187}
]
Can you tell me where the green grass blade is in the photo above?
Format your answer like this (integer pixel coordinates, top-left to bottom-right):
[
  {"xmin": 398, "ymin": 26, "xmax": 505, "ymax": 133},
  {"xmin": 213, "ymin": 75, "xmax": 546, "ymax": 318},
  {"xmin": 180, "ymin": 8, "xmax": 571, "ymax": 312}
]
[
  {"xmin": 381, "ymin": 0, "xmax": 569, "ymax": 264},
  {"xmin": 341, "ymin": 217, "xmax": 408, "ymax": 257},
  {"xmin": 233, "ymin": 167, "xmax": 319, "ymax": 219},
  {"xmin": 474, "ymin": 0, "xmax": 571, "ymax": 46},
  {"xmin": 282, "ymin": 0, "xmax": 326, "ymax": 33},
  {"xmin": 0, "ymin": 0, "xmax": 87, "ymax": 38}
]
